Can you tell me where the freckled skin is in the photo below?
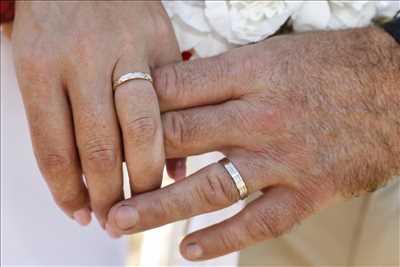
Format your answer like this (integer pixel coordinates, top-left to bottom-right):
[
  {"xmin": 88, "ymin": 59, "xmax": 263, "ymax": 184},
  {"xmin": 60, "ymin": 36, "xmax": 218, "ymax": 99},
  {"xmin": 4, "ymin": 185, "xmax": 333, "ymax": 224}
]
[{"xmin": 107, "ymin": 26, "xmax": 400, "ymax": 260}]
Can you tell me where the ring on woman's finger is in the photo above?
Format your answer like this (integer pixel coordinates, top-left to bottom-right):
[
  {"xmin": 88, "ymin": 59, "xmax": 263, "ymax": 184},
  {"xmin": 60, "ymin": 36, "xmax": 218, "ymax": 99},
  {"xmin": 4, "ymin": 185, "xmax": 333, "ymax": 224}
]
[
  {"xmin": 113, "ymin": 72, "xmax": 153, "ymax": 91},
  {"xmin": 219, "ymin": 158, "xmax": 249, "ymax": 200}
]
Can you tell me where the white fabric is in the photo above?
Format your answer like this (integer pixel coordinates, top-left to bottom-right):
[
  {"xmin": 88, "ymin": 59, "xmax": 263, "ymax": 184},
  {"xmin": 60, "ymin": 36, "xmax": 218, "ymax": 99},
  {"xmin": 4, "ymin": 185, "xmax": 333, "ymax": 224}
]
[{"xmin": 1, "ymin": 34, "xmax": 126, "ymax": 266}]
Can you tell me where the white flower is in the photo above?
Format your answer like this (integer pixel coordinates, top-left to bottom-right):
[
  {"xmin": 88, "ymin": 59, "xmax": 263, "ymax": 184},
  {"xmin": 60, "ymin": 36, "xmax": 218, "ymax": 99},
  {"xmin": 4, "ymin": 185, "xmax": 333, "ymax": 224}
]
[
  {"xmin": 327, "ymin": 1, "xmax": 377, "ymax": 29},
  {"xmin": 205, "ymin": 1, "xmax": 303, "ymax": 45},
  {"xmin": 162, "ymin": 0, "xmax": 302, "ymax": 56},
  {"xmin": 292, "ymin": 1, "xmax": 331, "ymax": 32},
  {"xmin": 163, "ymin": 0, "xmax": 400, "ymax": 58},
  {"xmin": 292, "ymin": 1, "xmax": 400, "ymax": 32},
  {"xmin": 171, "ymin": 17, "xmax": 232, "ymax": 57},
  {"xmin": 162, "ymin": 0, "xmax": 232, "ymax": 57}
]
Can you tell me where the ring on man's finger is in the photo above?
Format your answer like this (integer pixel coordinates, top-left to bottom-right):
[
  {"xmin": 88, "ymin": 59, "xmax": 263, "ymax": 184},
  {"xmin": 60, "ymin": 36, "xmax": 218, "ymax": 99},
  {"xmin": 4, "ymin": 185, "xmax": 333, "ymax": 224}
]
[{"xmin": 219, "ymin": 158, "xmax": 249, "ymax": 200}]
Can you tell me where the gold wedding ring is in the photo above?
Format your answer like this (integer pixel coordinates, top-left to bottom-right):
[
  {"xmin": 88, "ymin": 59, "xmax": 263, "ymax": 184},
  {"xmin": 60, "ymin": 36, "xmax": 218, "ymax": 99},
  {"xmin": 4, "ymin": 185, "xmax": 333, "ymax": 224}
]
[
  {"xmin": 219, "ymin": 158, "xmax": 249, "ymax": 200},
  {"xmin": 113, "ymin": 72, "xmax": 153, "ymax": 91}
]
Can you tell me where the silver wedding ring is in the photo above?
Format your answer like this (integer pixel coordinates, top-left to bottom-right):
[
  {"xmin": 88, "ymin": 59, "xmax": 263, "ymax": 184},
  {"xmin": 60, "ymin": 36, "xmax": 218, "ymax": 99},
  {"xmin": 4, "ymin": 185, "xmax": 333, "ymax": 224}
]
[
  {"xmin": 219, "ymin": 158, "xmax": 249, "ymax": 200},
  {"xmin": 113, "ymin": 72, "xmax": 153, "ymax": 91}
]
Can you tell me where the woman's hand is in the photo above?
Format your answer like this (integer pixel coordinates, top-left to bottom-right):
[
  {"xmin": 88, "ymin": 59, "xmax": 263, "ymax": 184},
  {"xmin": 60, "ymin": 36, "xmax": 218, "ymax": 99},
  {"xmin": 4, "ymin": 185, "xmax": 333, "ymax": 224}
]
[
  {"xmin": 106, "ymin": 27, "xmax": 400, "ymax": 259},
  {"xmin": 11, "ymin": 1, "xmax": 180, "ymax": 227}
]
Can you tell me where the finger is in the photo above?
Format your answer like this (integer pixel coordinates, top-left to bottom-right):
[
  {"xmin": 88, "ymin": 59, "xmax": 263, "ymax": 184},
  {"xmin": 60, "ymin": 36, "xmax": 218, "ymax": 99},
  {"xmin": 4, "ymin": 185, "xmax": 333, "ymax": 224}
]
[
  {"xmin": 150, "ymin": 21, "xmax": 185, "ymax": 182},
  {"xmin": 15, "ymin": 63, "xmax": 90, "ymax": 224},
  {"xmin": 67, "ymin": 69, "xmax": 123, "ymax": 227},
  {"xmin": 107, "ymin": 157, "xmax": 272, "ymax": 234},
  {"xmin": 166, "ymin": 158, "xmax": 187, "ymax": 181},
  {"xmin": 180, "ymin": 186, "xmax": 315, "ymax": 261},
  {"xmin": 162, "ymin": 100, "xmax": 253, "ymax": 159},
  {"xmin": 153, "ymin": 51, "xmax": 253, "ymax": 112},
  {"xmin": 114, "ymin": 59, "xmax": 164, "ymax": 194}
]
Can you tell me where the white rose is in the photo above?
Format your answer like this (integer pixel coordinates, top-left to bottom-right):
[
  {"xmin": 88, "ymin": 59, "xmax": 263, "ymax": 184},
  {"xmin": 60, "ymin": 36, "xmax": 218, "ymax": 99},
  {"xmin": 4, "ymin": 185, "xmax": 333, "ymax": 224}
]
[
  {"xmin": 292, "ymin": 1, "xmax": 390, "ymax": 32},
  {"xmin": 292, "ymin": 1, "xmax": 331, "ymax": 32},
  {"xmin": 327, "ymin": 0, "xmax": 377, "ymax": 29},
  {"xmin": 205, "ymin": 1, "xmax": 303, "ymax": 45},
  {"xmin": 162, "ymin": 0, "xmax": 232, "ymax": 57},
  {"xmin": 163, "ymin": 0, "xmax": 399, "ymax": 58}
]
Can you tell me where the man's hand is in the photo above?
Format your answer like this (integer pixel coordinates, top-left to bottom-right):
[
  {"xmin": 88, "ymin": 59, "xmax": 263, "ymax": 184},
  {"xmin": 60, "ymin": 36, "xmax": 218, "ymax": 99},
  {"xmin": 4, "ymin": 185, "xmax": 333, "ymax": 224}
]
[
  {"xmin": 11, "ymin": 1, "xmax": 180, "ymax": 227},
  {"xmin": 106, "ymin": 27, "xmax": 400, "ymax": 259}
]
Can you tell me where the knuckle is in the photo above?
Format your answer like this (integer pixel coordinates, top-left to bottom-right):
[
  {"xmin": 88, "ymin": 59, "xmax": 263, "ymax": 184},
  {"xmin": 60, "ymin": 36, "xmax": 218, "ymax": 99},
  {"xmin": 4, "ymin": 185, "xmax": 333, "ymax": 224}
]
[
  {"xmin": 70, "ymin": 34, "xmax": 95, "ymax": 63},
  {"xmin": 163, "ymin": 112, "xmax": 185, "ymax": 151},
  {"xmin": 149, "ymin": 194, "xmax": 193, "ymax": 223},
  {"xmin": 217, "ymin": 229, "xmax": 245, "ymax": 252},
  {"xmin": 152, "ymin": 197, "xmax": 174, "ymax": 221},
  {"xmin": 37, "ymin": 151, "xmax": 74, "ymax": 176},
  {"xmin": 244, "ymin": 209, "xmax": 284, "ymax": 241},
  {"xmin": 81, "ymin": 138, "xmax": 118, "ymax": 172},
  {"xmin": 235, "ymin": 52, "xmax": 260, "ymax": 83},
  {"xmin": 125, "ymin": 116, "xmax": 158, "ymax": 146},
  {"xmin": 15, "ymin": 53, "xmax": 51, "ymax": 89},
  {"xmin": 154, "ymin": 63, "xmax": 183, "ymax": 104},
  {"xmin": 53, "ymin": 189, "xmax": 85, "ymax": 211},
  {"xmin": 196, "ymin": 164, "xmax": 238, "ymax": 208},
  {"xmin": 213, "ymin": 55, "xmax": 231, "ymax": 83},
  {"xmin": 164, "ymin": 112, "xmax": 201, "ymax": 154}
]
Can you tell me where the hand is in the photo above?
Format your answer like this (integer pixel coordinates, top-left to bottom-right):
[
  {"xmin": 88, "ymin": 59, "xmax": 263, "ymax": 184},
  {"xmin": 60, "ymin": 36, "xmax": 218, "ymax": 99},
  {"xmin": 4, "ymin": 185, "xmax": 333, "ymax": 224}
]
[
  {"xmin": 11, "ymin": 1, "xmax": 180, "ymax": 226},
  {"xmin": 106, "ymin": 27, "xmax": 400, "ymax": 259}
]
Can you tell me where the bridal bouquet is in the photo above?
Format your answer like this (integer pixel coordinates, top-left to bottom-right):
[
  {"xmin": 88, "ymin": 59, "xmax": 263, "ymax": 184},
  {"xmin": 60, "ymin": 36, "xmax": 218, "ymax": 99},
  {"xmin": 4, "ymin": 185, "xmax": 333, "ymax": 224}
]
[{"xmin": 162, "ymin": 0, "xmax": 400, "ymax": 57}]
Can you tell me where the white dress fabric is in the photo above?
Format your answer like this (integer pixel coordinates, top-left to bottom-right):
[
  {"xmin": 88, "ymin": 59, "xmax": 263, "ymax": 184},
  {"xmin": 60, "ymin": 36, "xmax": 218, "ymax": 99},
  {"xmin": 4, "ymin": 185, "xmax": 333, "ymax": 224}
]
[{"xmin": 1, "ymin": 33, "xmax": 126, "ymax": 266}]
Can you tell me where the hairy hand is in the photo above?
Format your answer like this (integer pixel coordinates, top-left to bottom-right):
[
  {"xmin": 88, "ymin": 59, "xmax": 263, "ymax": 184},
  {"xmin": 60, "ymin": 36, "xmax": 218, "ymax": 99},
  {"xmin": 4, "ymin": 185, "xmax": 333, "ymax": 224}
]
[
  {"xmin": 11, "ymin": 1, "xmax": 180, "ymax": 227},
  {"xmin": 106, "ymin": 26, "xmax": 400, "ymax": 259}
]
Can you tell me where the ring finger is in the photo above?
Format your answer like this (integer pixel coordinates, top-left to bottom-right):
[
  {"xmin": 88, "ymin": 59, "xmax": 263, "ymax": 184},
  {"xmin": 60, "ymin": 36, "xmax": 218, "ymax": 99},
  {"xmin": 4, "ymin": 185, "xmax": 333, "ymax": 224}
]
[
  {"xmin": 113, "ymin": 57, "xmax": 165, "ymax": 195},
  {"xmin": 107, "ymin": 156, "xmax": 274, "ymax": 234}
]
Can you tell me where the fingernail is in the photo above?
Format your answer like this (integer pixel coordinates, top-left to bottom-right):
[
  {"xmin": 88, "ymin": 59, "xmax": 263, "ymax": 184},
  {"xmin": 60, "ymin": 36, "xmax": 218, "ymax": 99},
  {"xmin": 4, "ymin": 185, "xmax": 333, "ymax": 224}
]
[
  {"xmin": 105, "ymin": 223, "xmax": 121, "ymax": 239},
  {"xmin": 185, "ymin": 243, "xmax": 203, "ymax": 260},
  {"xmin": 174, "ymin": 159, "xmax": 187, "ymax": 181},
  {"xmin": 73, "ymin": 207, "xmax": 92, "ymax": 226},
  {"xmin": 115, "ymin": 205, "xmax": 139, "ymax": 230}
]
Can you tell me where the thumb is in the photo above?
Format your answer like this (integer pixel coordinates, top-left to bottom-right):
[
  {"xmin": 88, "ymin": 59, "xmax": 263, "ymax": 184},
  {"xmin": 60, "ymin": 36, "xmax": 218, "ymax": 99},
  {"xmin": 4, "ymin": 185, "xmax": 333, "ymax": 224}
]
[{"xmin": 153, "ymin": 52, "xmax": 248, "ymax": 113}]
